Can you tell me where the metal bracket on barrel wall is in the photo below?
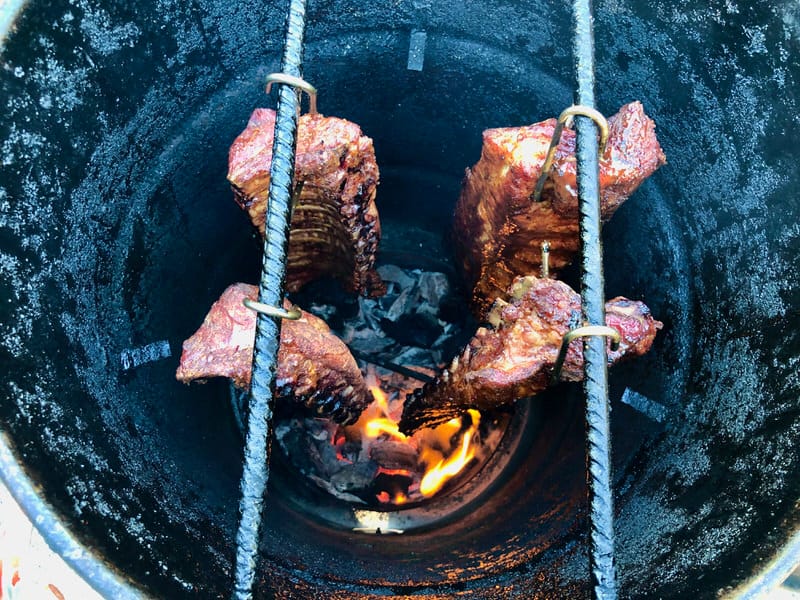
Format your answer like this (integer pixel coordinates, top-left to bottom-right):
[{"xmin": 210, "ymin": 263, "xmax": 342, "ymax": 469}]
[{"xmin": 232, "ymin": 0, "xmax": 309, "ymax": 598}]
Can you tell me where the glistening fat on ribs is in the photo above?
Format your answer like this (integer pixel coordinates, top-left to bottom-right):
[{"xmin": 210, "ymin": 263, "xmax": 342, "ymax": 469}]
[
  {"xmin": 175, "ymin": 283, "xmax": 371, "ymax": 425},
  {"xmin": 228, "ymin": 109, "xmax": 385, "ymax": 297},
  {"xmin": 399, "ymin": 276, "xmax": 662, "ymax": 433},
  {"xmin": 454, "ymin": 101, "xmax": 666, "ymax": 316}
]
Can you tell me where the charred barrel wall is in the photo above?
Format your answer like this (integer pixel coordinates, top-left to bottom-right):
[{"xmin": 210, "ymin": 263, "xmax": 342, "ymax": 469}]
[{"xmin": 0, "ymin": 0, "xmax": 798, "ymax": 597}]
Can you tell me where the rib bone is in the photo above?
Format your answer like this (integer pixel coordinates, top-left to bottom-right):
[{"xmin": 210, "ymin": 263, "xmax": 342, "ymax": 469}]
[{"xmin": 228, "ymin": 109, "xmax": 385, "ymax": 297}]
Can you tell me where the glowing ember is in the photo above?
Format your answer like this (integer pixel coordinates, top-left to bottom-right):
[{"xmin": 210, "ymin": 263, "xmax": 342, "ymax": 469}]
[{"xmin": 377, "ymin": 467, "xmax": 414, "ymax": 477}]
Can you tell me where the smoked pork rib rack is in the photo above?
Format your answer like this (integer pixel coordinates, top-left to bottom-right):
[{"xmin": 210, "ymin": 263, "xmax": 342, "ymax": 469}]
[
  {"xmin": 454, "ymin": 101, "xmax": 665, "ymax": 317},
  {"xmin": 228, "ymin": 108, "xmax": 385, "ymax": 297}
]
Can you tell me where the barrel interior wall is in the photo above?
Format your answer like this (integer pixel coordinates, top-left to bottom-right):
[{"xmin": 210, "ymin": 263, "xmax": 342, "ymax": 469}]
[{"xmin": 1, "ymin": 0, "xmax": 800, "ymax": 597}]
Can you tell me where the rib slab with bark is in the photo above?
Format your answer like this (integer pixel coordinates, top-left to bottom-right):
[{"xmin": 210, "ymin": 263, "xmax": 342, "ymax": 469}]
[
  {"xmin": 399, "ymin": 276, "xmax": 662, "ymax": 433},
  {"xmin": 176, "ymin": 283, "xmax": 372, "ymax": 425},
  {"xmin": 454, "ymin": 101, "xmax": 666, "ymax": 316},
  {"xmin": 228, "ymin": 109, "xmax": 385, "ymax": 297}
]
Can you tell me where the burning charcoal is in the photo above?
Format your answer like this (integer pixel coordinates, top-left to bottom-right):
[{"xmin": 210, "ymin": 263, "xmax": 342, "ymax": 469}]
[
  {"xmin": 275, "ymin": 418, "xmax": 381, "ymax": 504},
  {"xmin": 399, "ymin": 276, "xmax": 662, "ymax": 433},
  {"xmin": 275, "ymin": 419, "xmax": 339, "ymax": 480},
  {"xmin": 369, "ymin": 367, "xmax": 436, "ymax": 397},
  {"xmin": 306, "ymin": 417, "xmax": 335, "ymax": 442},
  {"xmin": 454, "ymin": 101, "xmax": 666, "ymax": 316},
  {"xmin": 369, "ymin": 441, "xmax": 419, "ymax": 471},
  {"xmin": 326, "ymin": 462, "xmax": 381, "ymax": 497},
  {"xmin": 372, "ymin": 472, "xmax": 416, "ymax": 505}
]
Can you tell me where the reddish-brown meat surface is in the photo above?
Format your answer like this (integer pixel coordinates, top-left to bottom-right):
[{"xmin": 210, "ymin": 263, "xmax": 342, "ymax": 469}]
[
  {"xmin": 399, "ymin": 276, "xmax": 662, "ymax": 433},
  {"xmin": 228, "ymin": 109, "xmax": 384, "ymax": 297},
  {"xmin": 175, "ymin": 283, "xmax": 372, "ymax": 424},
  {"xmin": 454, "ymin": 101, "xmax": 666, "ymax": 316}
]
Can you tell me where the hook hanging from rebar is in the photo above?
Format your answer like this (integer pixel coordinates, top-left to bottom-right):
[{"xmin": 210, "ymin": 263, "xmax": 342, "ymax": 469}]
[
  {"xmin": 551, "ymin": 325, "xmax": 621, "ymax": 385},
  {"xmin": 265, "ymin": 72, "xmax": 318, "ymax": 115},
  {"xmin": 532, "ymin": 104, "xmax": 609, "ymax": 204}
]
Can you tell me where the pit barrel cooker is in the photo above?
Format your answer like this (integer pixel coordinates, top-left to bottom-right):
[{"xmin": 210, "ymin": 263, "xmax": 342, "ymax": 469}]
[{"xmin": 1, "ymin": 0, "xmax": 799, "ymax": 598}]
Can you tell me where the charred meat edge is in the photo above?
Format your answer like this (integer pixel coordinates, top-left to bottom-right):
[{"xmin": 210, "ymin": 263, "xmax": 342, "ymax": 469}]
[
  {"xmin": 399, "ymin": 276, "xmax": 662, "ymax": 433},
  {"xmin": 176, "ymin": 283, "xmax": 372, "ymax": 425},
  {"xmin": 228, "ymin": 109, "xmax": 385, "ymax": 298}
]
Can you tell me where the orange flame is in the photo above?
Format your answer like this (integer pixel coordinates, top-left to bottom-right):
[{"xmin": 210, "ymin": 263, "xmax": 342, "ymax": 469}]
[
  {"xmin": 352, "ymin": 385, "xmax": 406, "ymax": 442},
  {"xmin": 365, "ymin": 417, "xmax": 406, "ymax": 441},
  {"xmin": 419, "ymin": 409, "xmax": 481, "ymax": 497},
  {"xmin": 352, "ymin": 386, "xmax": 408, "ymax": 442},
  {"xmin": 350, "ymin": 385, "xmax": 481, "ymax": 503},
  {"xmin": 371, "ymin": 385, "xmax": 391, "ymax": 413}
]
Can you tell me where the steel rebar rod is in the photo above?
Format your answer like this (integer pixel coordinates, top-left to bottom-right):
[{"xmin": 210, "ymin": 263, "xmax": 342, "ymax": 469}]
[
  {"xmin": 232, "ymin": 0, "xmax": 308, "ymax": 597},
  {"xmin": 572, "ymin": 0, "xmax": 618, "ymax": 598}
]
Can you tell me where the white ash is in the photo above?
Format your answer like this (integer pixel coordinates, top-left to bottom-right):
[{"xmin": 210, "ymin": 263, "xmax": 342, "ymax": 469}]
[{"xmin": 376, "ymin": 264, "xmax": 415, "ymax": 289}]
